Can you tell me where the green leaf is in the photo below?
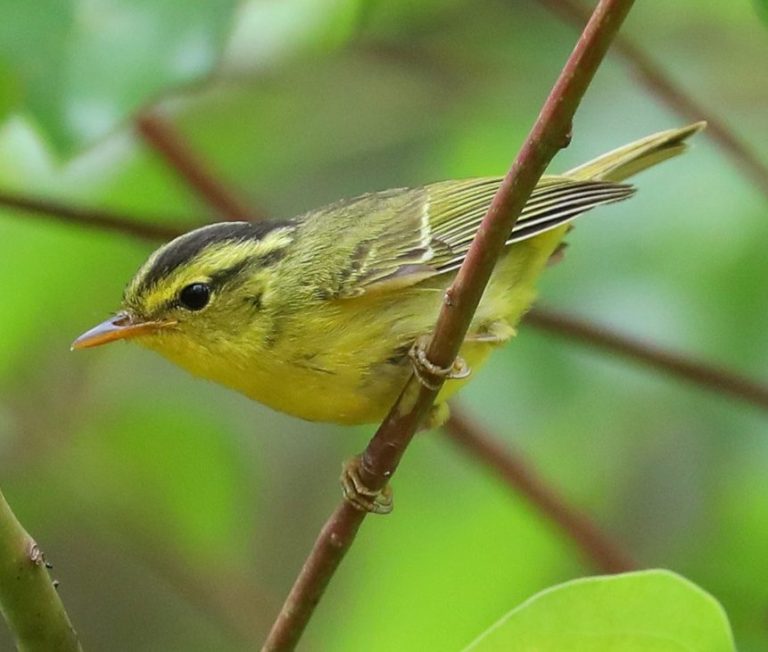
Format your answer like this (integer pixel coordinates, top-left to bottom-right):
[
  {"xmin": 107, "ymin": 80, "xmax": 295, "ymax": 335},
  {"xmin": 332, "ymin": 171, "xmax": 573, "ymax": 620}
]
[
  {"xmin": 0, "ymin": 0, "xmax": 239, "ymax": 154},
  {"xmin": 464, "ymin": 570, "xmax": 735, "ymax": 652}
]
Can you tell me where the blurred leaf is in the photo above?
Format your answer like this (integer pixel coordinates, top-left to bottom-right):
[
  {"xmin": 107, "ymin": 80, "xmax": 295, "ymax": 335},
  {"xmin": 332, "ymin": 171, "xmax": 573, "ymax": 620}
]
[
  {"xmin": 0, "ymin": 117, "xmax": 150, "ymax": 379},
  {"xmin": 0, "ymin": 0, "xmax": 239, "ymax": 154},
  {"xmin": 0, "ymin": 60, "xmax": 20, "ymax": 122},
  {"xmin": 223, "ymin": 0, "xmax": 366, "ymax": 71},
  {"xmin": 464, "ymin": 570, "xmax": 734, "ymax": 652},
  {"xmin": 64, "ymin": 402, "xmax": 253, "ymax": 564},
  {"xmin": 355, "ymin": 0, "xmax": 466, "ymax": 34},
  {"xmin": 755, "ymin": 0, "xmax": 768, "ymax": 24}
]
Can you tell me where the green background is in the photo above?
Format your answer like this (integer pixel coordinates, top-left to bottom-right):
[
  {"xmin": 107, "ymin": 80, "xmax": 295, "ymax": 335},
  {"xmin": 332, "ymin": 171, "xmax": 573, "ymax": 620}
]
[{"xmin": 0, "ymin": 0, "xmax": 766, "ymax": 649}]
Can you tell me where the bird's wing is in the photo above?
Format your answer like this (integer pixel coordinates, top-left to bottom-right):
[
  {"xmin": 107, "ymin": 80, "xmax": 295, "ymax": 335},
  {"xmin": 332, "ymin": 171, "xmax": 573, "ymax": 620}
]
[
  {"xmin": 332, "ymin": 176, "xmax": 634, "ymax": 297},
  {"xmin": 425, "ymin": 177, "xmax": 634, "ymax": 274}
]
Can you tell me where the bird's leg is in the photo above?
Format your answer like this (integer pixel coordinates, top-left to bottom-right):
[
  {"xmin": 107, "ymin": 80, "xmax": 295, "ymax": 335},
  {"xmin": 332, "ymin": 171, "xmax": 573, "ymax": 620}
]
[
  {"xmin": 408, "ymin": 335, "xmax": 471, "ymax": 391},
  {"xmin": 340, "ymin": 456, "xmax": 393, "ymax": 515},
  {"xmin": 341, "ymin": 335, "xmax": 474, "ymax": 514},
  {"xmin": 340, "ymin": 402, "xmax": 447, "ymax": 515}
]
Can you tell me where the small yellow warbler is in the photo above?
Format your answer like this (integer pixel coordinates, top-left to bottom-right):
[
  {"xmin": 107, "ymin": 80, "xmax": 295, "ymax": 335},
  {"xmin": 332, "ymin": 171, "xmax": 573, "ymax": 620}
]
[{"xmin": 74, "ymin": 123, "xmax": 704, "ymax": 428}]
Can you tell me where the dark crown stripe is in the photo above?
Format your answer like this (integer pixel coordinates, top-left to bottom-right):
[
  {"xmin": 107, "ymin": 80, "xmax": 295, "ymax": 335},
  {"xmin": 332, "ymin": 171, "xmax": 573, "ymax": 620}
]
[{"xmin": 138, "ymin": 220, "xmax": 290, "ymax": 291}]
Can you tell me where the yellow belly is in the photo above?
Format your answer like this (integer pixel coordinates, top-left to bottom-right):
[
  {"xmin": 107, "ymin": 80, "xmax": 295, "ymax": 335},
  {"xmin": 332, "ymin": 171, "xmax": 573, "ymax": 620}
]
[{"xmin": 145, "ymin": 226, "xmax": 566, "ymax": 424}]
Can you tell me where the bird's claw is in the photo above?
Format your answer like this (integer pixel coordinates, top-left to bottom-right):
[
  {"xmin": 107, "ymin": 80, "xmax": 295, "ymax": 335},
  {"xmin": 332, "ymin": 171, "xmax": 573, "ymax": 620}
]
[
  {"xmin": 341, "ymin": 456, "xmax": 393, "ymax": 515},
  {"xmin": 408, "ymin": 336, "xmax": 471, "ymax": 391}
]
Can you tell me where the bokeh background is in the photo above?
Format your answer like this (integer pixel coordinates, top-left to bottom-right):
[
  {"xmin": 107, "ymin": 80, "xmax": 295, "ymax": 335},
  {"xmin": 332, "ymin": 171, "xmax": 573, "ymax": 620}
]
[{"xmin": 1, "ymin": 0, "xmax": 767, "ymax": 649}]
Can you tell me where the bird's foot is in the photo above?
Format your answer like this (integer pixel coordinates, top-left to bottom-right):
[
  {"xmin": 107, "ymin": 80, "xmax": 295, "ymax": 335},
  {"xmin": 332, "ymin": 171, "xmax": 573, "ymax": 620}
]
[
  {"xmin": 408, "ymin": 335, "xmax": 471, "ymax": 391},
  {"xmin": 341, "ymin": 455, "xmax": 393, "ymax": 515}
]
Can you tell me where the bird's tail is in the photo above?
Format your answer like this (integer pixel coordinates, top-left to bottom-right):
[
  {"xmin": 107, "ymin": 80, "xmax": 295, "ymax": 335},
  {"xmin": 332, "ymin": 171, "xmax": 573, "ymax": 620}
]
[{"xmin": 565, "ymin": 121, "xmax": 706, "ymax": 182}]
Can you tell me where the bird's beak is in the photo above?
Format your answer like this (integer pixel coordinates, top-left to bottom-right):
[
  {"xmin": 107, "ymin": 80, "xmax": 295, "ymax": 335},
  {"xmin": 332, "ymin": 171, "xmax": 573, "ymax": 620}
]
[{"xmin": 71, "ymin": 312, "xmax": 176, "ymax": 350}]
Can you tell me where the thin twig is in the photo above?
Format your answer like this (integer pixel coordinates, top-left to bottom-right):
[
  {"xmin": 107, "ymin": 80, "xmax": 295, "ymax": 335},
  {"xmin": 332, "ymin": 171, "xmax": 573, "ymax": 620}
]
[
  {"xmin": 261, "ymin": 1, "xmax": 636, "ymax": 649},
  {"xmin": 525, "ymin": 306, "xmax": 768, "ymax": 411},
  {"xmin": 135, "ymin": 112, "xmax": 262, "ymax": 221},
  {"xmin": 537, "ymin": 0, "xmax": 768, "ymax": 199},
  {"xmin": 0, "ymin": 190, "xmax": 187, "ymax": 241},
  {"xmin": 0, "ymin": 490, "xmax": 82, "ymax": 651},
  {"xmin": 444, "ymin": 406, "xmax": 636, "ymax": 573}
]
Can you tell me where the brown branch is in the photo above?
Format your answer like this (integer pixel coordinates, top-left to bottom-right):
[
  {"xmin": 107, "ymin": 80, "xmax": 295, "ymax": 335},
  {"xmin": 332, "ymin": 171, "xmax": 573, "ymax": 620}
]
[
  {"xmin": 261, "ymin": 1, "xmax": 636, "ymax": 649},
  {"xmin": 261, "ymin": 502, "xmax": 364, "ymax": 650},
  {"xmin": 0, "ymin": 489, "xmax": 82, "ymax": 651},
  {"xmin": 0, "ymin": 190, "xmax": 187, "ymax": 242},
  {"xmin": 444, "ymin": 406, "xmax": 636, "ymax": 574},
  {"xmin": 135, "ymin": 112, "xmax": 262, "ymax": 221},
  {"xmin": 526, "ymin": 307, "xmax": 768, "ymax": 411},
  {"xmin": 537, "ymin": 0, "xmax": 768, "ymax": 199}
]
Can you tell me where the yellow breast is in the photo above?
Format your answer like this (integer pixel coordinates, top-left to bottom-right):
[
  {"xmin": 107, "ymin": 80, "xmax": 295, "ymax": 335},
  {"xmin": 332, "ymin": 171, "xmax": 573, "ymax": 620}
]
[{"xmin": 142, "ymin": 226, "xmax": 566, "ymax": 424}]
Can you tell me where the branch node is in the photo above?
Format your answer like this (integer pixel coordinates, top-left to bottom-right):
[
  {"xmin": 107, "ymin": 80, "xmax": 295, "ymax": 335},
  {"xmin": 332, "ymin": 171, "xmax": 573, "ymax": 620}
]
[
  {"xmin": 561, "ymin": 123, "xmax": 573, "ymax": 148},
  {"xmin": 27, "ymin": 541, "xmax": 44, "ymax": 566}
]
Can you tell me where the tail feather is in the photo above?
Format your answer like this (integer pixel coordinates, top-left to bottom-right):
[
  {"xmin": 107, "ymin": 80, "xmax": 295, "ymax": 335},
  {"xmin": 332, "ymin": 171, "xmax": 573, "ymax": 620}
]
[{"xmin": 565, "ymin": 121, "xmax": 706, "ymax": 182}]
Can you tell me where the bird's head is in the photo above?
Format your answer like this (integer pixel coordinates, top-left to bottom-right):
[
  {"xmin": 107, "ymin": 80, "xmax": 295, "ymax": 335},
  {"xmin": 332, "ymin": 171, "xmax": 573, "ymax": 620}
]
[{"xmin": 72, "ymin": 221, "xmax": 295, "ymax": 361}]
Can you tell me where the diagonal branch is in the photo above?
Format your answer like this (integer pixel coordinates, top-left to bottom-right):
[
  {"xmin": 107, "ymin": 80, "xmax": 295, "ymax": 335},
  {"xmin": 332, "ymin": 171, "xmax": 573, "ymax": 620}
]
[
  {"xmin": 537, "ymin": 0, "xmax": 768, "ymax": 199},
  {"xmin": 444, "ymin": 406, "xmax": 636, "ymax": 574},
  {"xmin": 525, "ymin": 307, "xmax": 768, "ymax": 411},
  {"xmin": 135, "ymin": 111, "xmax": 264, "ymax": 221},
  {"xmin": 261, "ymin": 1, "xmax": 637, "ymax": 649},
  {"xmin": 0, "ymin": 489, "xmax": 82, "ymax": 651}
]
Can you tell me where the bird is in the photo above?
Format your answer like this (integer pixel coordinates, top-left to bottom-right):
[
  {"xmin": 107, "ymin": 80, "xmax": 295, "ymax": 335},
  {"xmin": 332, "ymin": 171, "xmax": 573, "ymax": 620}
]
[{"xmin": 73, "ymin": 123, "xmax": 704, "ymax": 429}]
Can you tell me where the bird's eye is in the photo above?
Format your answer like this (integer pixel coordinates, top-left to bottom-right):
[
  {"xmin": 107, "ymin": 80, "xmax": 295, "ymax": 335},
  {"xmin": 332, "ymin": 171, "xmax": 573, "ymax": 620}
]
[{"xmin": 179, "ymin": 283, "xmax": 211, "ymax": 311}]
